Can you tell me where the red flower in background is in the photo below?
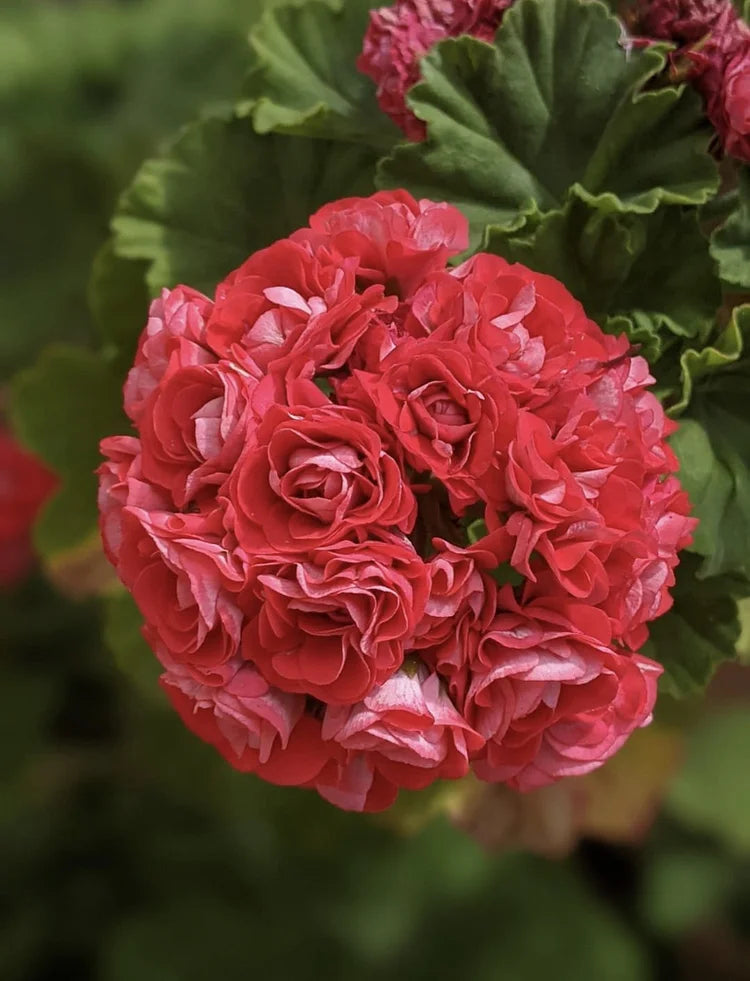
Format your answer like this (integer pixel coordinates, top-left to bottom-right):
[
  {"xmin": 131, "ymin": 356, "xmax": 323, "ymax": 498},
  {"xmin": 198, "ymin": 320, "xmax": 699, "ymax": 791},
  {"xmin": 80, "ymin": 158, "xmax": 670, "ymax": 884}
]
[
  {"xmin": 358, "ymin": 0, "xmax": 512, "ymax": 140},
  {"xmin": 0, "ymin": 429, "xmax": 56, "ymax": 588},
  {"xmin": 634, "ymin": 0, "xmax": 750, "ymax": 161}
]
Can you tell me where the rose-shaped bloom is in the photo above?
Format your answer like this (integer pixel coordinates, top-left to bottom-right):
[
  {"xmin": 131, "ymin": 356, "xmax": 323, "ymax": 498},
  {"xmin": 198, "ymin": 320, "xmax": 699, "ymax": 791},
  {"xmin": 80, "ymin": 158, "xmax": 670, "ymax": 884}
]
[
  {"xmin": 505, "ymin": 411, "xmax": 593, "ymax": 523},
  {"xmin": 637, "ymin": 1, "xmax": 750, "ymax": 160},
  {"xmin": 206, "ymin": 237, "xmax": 395, "ymax": 379},
  {"xmin": 161, "ymin": 656, "xmax": 334, "ymax": 785},
  {"xmin": 138, "ymin": 356, "xmax": 254, "ymax": 507},
  {"xmin": 295, "ymin": 191, "xmax": 469, "ymax": 298},
  {"xmin": 406, "ymin": 254, "xmax": 620, "ymax": 424},
  {"xmin": 228, "ymin": 400, "xmax": 416, "ymax": 553},
  {"xmin": 316, "ymin": 662, "xmax": 484, "ymax": 811},
  {"xmin": 715, "ymin": 41, "xmax": 750, "ymax": 161},
  {"xmin": 242, "ymin": 537, "xmax": 429, "ymax": 704},
  {"xmin": 98, "ymin": 435, "xmax": 171, "ymax": 566},
  {"xmin": 412, "ymin": 539, "xmax": 499, "ymax": 700},
  {"xmin": 117, "ymin": 507, "xmax": 244, "ymax": 683},
  {"xmin": 348, "ymin": 337, "xmax": 516, "ymax": 511},
  {"xmin": 466, "ymin": 596, "xmax": 662, "ymax": 789},
  {"xmin": 599, "ymin": 474, "xmax": 696, "ymax": 648},
  {"xmin": 0, "ymin": 429, "xmax": 57, "ymax": 587},
  {"xmin": 124, "ymin": 286, "xmax": 215, "ymax": 424},
  {"xmin": 502, "ymin": 510, "xmax": 613, "ymax": 602},
  {"xmin": 637, "ymin": 0, "xmax": 739, "ymax": 43},
  {"xmin": 358, "ymin": 0, "xmax": 512, "ymax": 140}
]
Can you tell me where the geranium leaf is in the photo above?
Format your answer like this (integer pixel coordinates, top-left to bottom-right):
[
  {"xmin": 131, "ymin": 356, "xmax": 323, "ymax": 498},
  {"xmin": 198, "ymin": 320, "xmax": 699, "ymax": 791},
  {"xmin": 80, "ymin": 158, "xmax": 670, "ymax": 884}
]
[
  {"xmin": 486, "ymin": 193, "xmax": 720, "ymax": 358},
  {"xmin": 9, "ymin": 345, "xmax": 127, "ymax": 558},
  {"xmin": 242, "ymin": 0, "xmax": 399, "ymax": 149},
  {"xmin": 88, "ymin": 238, "xmax": 150, "ymax": 364},
  {"xmin": 111, "ymin": 111, "xmax": 380, "ymax": 296},
  {"xmin": 710, "ymin": 166, "xmax": 750, "ymax": 290},
  {"xmin": 378, "ymin": 0, "xmax": 717, "ymax": 244},
  {"xmin": 670, "ymin": 304, "xmax": 749, "ymax": 415},
  {"xmin": 643, "ymin": 554, "xmax": 749, "ymax": 697},
  {"xmin": 669, "ymin": 305, "xmax": 750, "ymax": 579}
]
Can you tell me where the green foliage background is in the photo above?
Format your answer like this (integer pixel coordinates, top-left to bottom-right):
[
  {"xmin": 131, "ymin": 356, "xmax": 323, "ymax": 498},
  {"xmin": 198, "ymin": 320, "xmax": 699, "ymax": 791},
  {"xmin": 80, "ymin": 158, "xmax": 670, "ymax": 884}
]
[{"xmin": 2, "ymin": 2, "xmax": 750, "ymax": 979}]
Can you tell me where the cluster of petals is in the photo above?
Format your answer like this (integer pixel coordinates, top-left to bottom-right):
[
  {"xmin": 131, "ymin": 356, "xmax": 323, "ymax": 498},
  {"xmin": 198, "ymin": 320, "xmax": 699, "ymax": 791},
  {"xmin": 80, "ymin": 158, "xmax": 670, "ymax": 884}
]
[
  {"xmin": 99, "ymin": 190, "xmax": 693, "ymax": 811},
  {"xmin": 0, "ymin": 428, "xmax": 56, "ymax": 588},
  {"xmin": 358, "ymin": 0, "xmax": 512, "ymax": 140},
  {"xmin": 633, "ymin": 0, "xmax": 750, "ymax": 161}
]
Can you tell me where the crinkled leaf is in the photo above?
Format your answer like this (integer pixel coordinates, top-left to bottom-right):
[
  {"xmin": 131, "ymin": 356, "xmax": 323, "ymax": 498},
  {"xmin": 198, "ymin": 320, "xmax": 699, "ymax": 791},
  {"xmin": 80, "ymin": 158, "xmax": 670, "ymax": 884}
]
[
  {"xmin": 710, "ymin": 166, "xmax": 750, "ymax": 289},
  {"xmin": 242, "ymin": 0, "xmax": 399, "ymax": 149},
  {"xmin": 643, "ymin": 553, "xmax": 749, "ymax": 696},
  {"xmin": 669, "ymin": 305, "xmax": 750, "ymax": 578},
  {"xmin": 670, "ymin": 303, "xmax": 748, "ymax": 415},
  {"xmin": 486, "ymin": 195, "xmax": 719, "ymax": 359},
  {"xmin": 111, "ymin": 111, "xmax": 380, "ymax": 296},
  {"xmin": 9, "ymin": 345, "xmax": 126, "ymax": 557},
  {"xmin": 378, "ymin": 0, "xmax": 717, "ymax": 244}
]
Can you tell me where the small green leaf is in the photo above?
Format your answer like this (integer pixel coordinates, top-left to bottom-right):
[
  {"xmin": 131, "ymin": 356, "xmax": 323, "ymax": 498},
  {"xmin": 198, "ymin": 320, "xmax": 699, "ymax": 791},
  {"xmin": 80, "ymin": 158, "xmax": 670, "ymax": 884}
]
[
  {"xmin": 111, "ymin": 111, "xmax": 380, "ymax": 296},
  {"xmin": 710, "ymin": 165, "xmax": 750, "ymax": 289},
  {"xmin": 9, "ymin": 345, "xmax": 127, "ymax": 557},
  {"xmin": 378, "ymin": 0, "xmax": 717, "ymax": 244},
  {"xmin": 489, "ymin": 563, "xmax": 525, "ymax": 587},
  {"xmin": 643, "ymin": 553, "xmax": 749, "ymax": 697},
  {"xmin": 669, "ymin": 305, "xmax": 750, "ymax": 579},
  {"xmin": 466, "ymin": 519, "xmax": 488, "ymax": 544},
  {"xmin": 242, "ymin": 0, "xmax": 399, "ymax": 149}
]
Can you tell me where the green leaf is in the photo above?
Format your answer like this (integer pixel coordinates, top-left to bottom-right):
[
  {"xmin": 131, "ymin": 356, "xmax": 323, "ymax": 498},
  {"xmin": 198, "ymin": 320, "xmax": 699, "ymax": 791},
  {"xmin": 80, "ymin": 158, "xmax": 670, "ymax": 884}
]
[
  {"xmin": 103, "ymin": 591, "xmax": 162, "ymax": 702},
  {"xmin": 111, "ymin": 111, "xmax": 380, "ymax": 296},
  {"xmin": 643, "ymin": 554, "xmax": 749, "ymax": 697},
  {"xmin": 669, "ymin": 305, "xmax": 750, "ymax": 579},
  {"xmin": 466, "ymin": 519, "xmax": 488, "ymax": 544},
  {"xmin": 710, "ymin": 166, "xmax": 750, "ymax": 289},
  {"xmin": 88, "ymin": 238, "xmax": 150, "ymax": 363},
  {"xmin": 670, "ymin": 303, "xmax": 749, "ymax": 415},
  {"xmin": 9, "ymin": 345, "xmax": 127, "ymax": 557},
  {"xmin": 378, "ymin": 0, "xmax": 717, "ymax": 244},
  {"xmin": 242, "ymin": 0, "xmax": 398, "ymax": 149},
  {"xmin": 489, "ymin": 563, "xmax": 525, "ymax": 587},
  {"xmin": 666, "ymin": 707, "xmax": 750, "ymax": 853},
  {"xmin": 486, "ymin": 194, "xmax": 720, "ymax": 358}
]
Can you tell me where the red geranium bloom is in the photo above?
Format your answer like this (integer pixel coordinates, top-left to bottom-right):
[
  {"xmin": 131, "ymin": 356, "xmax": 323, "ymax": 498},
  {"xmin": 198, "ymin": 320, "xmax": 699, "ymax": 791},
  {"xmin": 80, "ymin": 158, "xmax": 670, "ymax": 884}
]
[{"xmin": 100, "ymin": 192, "xmax": 692, "ymax": 811}]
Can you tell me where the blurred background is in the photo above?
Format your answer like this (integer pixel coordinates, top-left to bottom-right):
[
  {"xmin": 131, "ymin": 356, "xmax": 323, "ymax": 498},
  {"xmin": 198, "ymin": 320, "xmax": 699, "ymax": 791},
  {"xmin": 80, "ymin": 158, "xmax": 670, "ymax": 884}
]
[{"xmin": 2, "ymin": 2, "xmax": 750, "ymax": 979}]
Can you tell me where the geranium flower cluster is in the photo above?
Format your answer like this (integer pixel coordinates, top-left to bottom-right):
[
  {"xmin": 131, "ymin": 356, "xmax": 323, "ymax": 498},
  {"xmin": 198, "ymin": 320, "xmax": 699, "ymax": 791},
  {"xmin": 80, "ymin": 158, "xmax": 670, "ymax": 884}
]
[
  {"xmin": 98, "ymin": 191, "xmax": 694, "ymax": 812},
  {"xmin": 633, "ymin": 0, "xmax": 750, "ymax": 161},
  {"xmin": 358, "ymin": 0, "xmax": 512, "ymax": 140}
]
